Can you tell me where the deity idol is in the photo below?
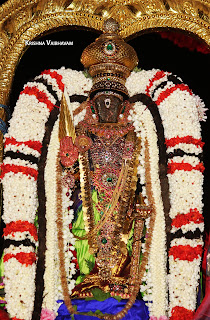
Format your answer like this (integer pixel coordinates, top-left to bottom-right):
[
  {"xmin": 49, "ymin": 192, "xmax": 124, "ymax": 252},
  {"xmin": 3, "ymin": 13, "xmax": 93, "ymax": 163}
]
[
  {"xmin": 56, "ymin": 19, "xmax": 152, "ymax": 319},
  {"xmin": 0, "ymin": 19, "xmax": 205, "ymax": 320}
]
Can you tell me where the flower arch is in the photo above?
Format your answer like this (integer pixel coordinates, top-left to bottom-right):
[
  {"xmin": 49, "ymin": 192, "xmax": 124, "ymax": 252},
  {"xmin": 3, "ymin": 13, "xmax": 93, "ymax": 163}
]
[{"xmin": 0, "ymin": 1, "xmax": 209, "ymax": 319}]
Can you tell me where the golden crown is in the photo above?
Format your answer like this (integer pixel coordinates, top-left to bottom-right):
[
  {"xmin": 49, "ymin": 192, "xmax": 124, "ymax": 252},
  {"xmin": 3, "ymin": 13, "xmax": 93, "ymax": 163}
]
[{"xmin": 81, "ymin": 18, "xmax": 138, "ymax": 97}]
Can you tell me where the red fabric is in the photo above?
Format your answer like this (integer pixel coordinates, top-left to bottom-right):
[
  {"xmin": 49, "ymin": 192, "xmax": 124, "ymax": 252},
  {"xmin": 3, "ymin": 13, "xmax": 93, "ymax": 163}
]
[
  {"xmin": 193, "ymin": 232, "xmax": 210, "ymax": 320},
  {"xmin": 0, "ymin": 308, "xmax": 10, "ymax": 320},
  {"xmin": 160, "ymin": 32, "xmax": 210, "ymax": 54}
]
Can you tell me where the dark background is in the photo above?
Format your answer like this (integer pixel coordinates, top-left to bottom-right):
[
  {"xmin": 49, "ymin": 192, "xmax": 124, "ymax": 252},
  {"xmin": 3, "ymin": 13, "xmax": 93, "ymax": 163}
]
[{"xmin": 0, "ymin": 26, "xmax": 210, "ymax": 256}]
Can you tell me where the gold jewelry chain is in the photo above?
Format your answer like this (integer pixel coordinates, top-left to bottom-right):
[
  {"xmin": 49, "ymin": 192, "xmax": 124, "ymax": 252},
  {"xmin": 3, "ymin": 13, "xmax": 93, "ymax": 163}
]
[
  {"xmin": 73, "ymin": 134, "xmax": 141, "ymax": 241},
  {"xmin": 73, "ymin": 158, "xmax": 129, "ymax": 241}
]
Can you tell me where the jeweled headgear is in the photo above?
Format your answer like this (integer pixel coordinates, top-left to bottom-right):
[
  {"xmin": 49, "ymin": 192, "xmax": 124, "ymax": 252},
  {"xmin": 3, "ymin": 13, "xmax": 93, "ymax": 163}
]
[{"xmin": 81, "ymin": 18, "xmax": 138, "ymax": 97}]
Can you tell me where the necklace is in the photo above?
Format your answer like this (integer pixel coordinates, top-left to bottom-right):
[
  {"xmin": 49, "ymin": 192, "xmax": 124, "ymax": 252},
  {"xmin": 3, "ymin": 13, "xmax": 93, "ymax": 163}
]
[
  {"xmin": 57, "ymin": 127, "xmax": 155, "ymax": 320},
  {"xmin": 75, "ymin": 127, "xmax": 141, "ymax": 282}
]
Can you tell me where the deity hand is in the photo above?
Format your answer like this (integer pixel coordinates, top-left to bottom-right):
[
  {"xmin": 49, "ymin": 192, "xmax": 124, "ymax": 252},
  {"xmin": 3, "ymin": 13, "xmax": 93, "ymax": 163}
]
[{"xmin": 59, "ymin": 136, "xmax": 79, "ymax": 167}]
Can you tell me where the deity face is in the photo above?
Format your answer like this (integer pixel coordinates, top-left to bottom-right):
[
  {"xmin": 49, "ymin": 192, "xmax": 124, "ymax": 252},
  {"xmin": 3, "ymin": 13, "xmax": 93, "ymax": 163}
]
[{"xmin": 93, "ymin": 92, "xmax": 123, "ymax": 123}]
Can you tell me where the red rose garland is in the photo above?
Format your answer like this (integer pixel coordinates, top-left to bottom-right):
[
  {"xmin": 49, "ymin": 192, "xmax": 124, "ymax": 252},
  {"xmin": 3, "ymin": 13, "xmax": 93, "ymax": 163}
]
[
  {"xmin": 41, "ymin": 70, "xmax": 65, "ymax": 92},
  {"xmin": 21, "ymin": 86, "xmax": 58, "ymax": 111},
  {"xmin": 4, "ymin": 137, "xmax": 43, "ymax": 154},
  {"xmin": 165, "ymin": 136, "xmax": 204, "ymax": 149},
  {"xmin": 0, "ymin": 164, "xmax": 38, "ymax": 180},
  {"xmin": 155, "ymin": 83, "xmax": 192, "ymax": 105}
]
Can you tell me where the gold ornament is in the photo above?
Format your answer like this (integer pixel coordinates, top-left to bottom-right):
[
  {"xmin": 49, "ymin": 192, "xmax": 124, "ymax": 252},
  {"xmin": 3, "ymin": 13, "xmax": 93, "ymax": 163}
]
[
  {"xmin": 0, "ymin": 0, "xmax": 209, "ymax": 105},
  {"xmin": 81, "ymin": 18, "xmax": 139, "ymax": 96}
]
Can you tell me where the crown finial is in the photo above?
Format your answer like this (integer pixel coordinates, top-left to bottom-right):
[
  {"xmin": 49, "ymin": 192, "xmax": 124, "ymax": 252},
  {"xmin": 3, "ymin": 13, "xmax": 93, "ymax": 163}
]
[
  {"xmin": 103, "ymin": 18, "xmax": 119, "ymax": 33},
  {"xmin": 81, "ymin": 19, "xmax": 138, "ymax": 97}
]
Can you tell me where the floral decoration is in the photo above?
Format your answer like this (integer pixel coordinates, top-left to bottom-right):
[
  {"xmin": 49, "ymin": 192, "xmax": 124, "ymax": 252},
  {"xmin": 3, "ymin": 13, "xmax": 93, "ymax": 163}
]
[
  {"xmin": 129, "ymin": 100, "xmax": 168, "ymax": 318},
  {"xmin": 40, "ymin": 308, "xmax": 56, "ymax": 320},
  {"xmin": 0, "ymin": 69, "xmax": 91, "ymax": 320},
  {"xmin": 127, "ymin": 68, "xmax": 205, "ymax": 319},
  {"xmin": 0, "ymin": 67, "xmax": 206, "ymax": 320}
]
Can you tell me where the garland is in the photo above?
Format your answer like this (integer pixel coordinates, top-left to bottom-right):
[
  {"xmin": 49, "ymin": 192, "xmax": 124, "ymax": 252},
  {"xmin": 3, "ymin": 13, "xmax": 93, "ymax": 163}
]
[
  {"xmin": 32, "ymin": 106, "xmax": 60, "ymax": 320},
  {"xmin": 42, "ymin": 118, "xmax": 76, "ymax": 313},
  {"xmin": 126, "ymin": 69, "xmax": 205, "ymax": 319},
  {"xmin": 0, "ymin": 67, "xmax": 206, "ymax": 320},
  {"xmin": 129, "ymin": 101, "xmax": 168, "ymax": 317},
  {"xmin": 149, "ymin": 69, "xmax": 204, "ymax": 319},
  {"xmin": 0, "ymin": 69, "xmax": 91, "ymax": 320}
]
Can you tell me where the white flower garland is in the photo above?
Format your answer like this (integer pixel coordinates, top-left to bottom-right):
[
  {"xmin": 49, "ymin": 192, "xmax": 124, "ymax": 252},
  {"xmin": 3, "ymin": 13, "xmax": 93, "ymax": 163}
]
[
  {"xmin": 1, "ymin": 67, "xmax": 206, "ymax": 320},
  {"xmin": 156, "ymin": 80, "xmax": 204, "ymax": 317},
  {"xmin": 1, "ymin": 68, "xmax": 91, "ymax": 319},
  {"xmin": 4, "ymin": 259, "xmax": 36, "ymax": 320},
  {"xmin": 129, "ymin": 101, "xmax": 168, "ymax": 317},
  {"xmin": 126, "ymin": 68, "xmax": 205, "ymax": 319},
  {"xmin": 43, "ymin": 119, "xmax": 60, "ymax": 312}
]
